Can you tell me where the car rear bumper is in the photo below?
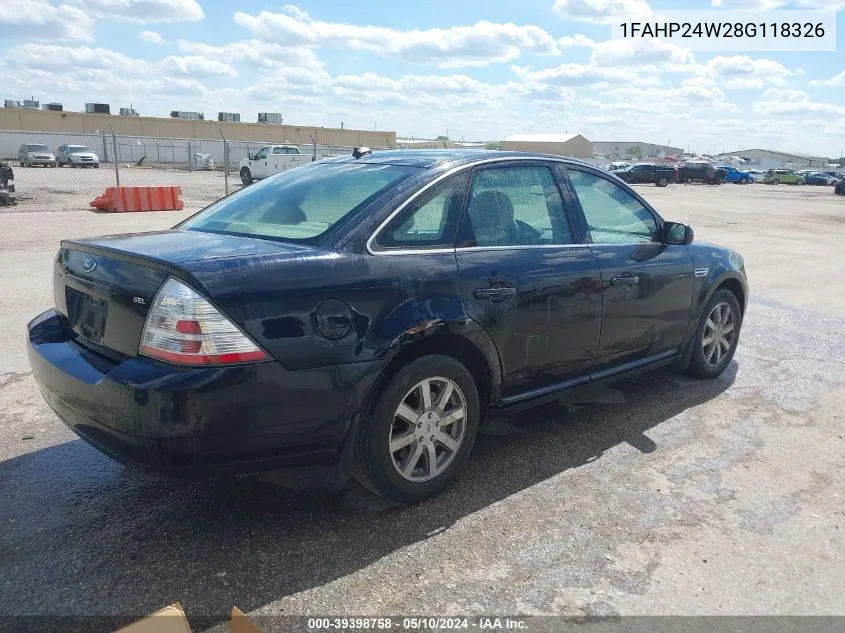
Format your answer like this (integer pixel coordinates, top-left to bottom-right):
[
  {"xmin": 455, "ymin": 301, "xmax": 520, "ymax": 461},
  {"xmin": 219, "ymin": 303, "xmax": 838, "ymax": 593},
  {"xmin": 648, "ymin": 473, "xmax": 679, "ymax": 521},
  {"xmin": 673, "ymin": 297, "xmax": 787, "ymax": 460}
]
[{"xmin": 27, "ymin": 309, "xmax": 380, "ymax": 477}]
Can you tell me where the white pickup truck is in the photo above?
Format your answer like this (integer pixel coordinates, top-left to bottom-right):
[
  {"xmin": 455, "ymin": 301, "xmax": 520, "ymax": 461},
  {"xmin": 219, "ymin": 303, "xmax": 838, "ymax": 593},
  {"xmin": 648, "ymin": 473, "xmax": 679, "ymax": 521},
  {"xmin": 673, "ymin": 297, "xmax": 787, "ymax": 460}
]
[{"xmin": 239, "ymin": 144, "xmax": 310, "ymax": 185}]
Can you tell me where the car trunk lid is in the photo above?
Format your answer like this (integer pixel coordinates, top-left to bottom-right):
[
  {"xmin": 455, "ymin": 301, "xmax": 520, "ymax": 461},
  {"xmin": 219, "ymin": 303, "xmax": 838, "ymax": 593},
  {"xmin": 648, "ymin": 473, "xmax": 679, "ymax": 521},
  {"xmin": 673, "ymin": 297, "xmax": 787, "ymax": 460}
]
[{"xmin": 55, "ymin": 230, "xmax": 313, "ymax": 357}]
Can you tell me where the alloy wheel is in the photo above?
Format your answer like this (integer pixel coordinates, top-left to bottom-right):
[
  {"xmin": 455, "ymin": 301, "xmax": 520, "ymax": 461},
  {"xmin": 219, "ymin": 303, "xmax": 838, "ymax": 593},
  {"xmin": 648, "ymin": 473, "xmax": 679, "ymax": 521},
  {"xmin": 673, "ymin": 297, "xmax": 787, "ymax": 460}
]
[
  {"xmin": 389, "ymin": 376, "xmax": 467, "ymax": 482},
  {"xmin": 701, "ymin": 302, "xmax": 737, "ymax": 367}
]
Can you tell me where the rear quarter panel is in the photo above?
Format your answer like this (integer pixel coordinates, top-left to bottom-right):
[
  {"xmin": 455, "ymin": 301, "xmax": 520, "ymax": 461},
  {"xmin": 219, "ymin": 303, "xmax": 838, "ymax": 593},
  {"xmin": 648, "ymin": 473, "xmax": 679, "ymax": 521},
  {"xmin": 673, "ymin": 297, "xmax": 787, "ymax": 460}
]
[{"xmin": 186, "ymin": 250, "xmax": 496, "ymax": 375}]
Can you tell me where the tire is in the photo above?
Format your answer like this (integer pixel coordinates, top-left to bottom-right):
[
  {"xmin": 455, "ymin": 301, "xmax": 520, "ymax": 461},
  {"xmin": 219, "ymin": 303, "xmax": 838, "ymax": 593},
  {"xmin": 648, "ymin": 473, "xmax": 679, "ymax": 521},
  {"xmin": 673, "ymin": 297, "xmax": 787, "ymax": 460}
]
[
  {"xmin": 353, "ymin": 355, "xmax": 480, "ymax": 503},
  {"xmin": 686, "ymin": 289, "xmax": 743, "ymax": 379},
  {"xmin": 240, "ymin": 167, "xmax": 253, "ymax": 186},
  {"xmin": 772, "ymin": 179, "xmax": 779, "ymax": 185},
  {"xmin": 797, "ymin": 179, "xmax": 805, "ymax": 185},
  {"xmin": 741, "ymin": 177, "xmax": 749, "ymax": 185},
  {"xmin": 656, "ymin": 177, "xmax": 668, "ymax": 187}
]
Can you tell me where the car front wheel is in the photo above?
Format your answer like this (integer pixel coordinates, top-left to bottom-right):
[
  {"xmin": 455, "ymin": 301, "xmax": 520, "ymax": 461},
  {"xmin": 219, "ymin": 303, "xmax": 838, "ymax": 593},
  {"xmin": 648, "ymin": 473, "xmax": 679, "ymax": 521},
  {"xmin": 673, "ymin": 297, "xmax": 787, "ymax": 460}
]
[
  {"xmin": 772, "ymin": 179, "xmax": 779, "ymax": 185},
  {"xmin": 656, "ymin": 177, "xmax": 668, "ymax": 187},
  {"xmin": 354, "ymin": 355, "xmax": 480, "ymax": 503},
  {"xmin": 240, "ymin": 167, "xmax": 253, "ymax": 186},
  {"xmin": 686, "ymin": 289, "xmax": 742, "ymax": 379}
]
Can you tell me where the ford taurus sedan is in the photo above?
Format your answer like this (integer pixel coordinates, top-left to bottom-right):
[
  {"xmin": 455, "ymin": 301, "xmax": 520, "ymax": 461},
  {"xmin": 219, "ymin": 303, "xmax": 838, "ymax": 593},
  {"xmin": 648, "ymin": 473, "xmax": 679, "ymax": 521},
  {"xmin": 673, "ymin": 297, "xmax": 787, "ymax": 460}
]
[{"xmin": 27, "ymin": 150, "xmax": 748, "ymax": 503}]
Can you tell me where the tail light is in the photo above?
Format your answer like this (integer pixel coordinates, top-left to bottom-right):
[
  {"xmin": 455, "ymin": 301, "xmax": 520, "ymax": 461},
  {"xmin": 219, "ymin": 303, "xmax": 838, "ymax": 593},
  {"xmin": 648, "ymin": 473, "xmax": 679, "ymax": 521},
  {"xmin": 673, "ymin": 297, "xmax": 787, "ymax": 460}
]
[{"xmin": 139, "ymin": 277, "xmax": 269, "ymax": 366}]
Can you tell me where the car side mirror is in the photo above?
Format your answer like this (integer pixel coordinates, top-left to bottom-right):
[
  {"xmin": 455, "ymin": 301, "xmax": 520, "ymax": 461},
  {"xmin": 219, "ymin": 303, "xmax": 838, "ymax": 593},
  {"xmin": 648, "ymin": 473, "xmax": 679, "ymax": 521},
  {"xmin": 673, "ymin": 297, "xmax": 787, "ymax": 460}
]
[{"xmin": 663, "ymin": 221, "xmax": 694, "ymax": 245}]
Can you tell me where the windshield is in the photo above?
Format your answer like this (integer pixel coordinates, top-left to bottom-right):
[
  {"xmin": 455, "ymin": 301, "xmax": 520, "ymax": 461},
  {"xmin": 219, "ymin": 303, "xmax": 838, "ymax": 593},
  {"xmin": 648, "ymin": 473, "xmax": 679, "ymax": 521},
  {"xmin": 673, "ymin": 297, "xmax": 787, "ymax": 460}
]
[
  {"xmin": 27, "ymin": 144, "xmax": 49, "ymax": 152},
  {"xmin": 181, "ymin": 162, "xmax": 417, "ymax": 243},
  {"xmin": 68, "ymin": 146, "xmax": 90, "ymax": 154}
]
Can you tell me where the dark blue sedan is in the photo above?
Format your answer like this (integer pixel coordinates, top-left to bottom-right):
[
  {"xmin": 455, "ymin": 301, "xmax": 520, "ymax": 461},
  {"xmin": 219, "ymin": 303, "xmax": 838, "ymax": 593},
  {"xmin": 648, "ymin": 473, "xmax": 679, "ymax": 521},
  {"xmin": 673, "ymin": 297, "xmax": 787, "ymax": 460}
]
[{"xmin": 27, "ymin": 150, "xmax": 748, "ymax": 503}]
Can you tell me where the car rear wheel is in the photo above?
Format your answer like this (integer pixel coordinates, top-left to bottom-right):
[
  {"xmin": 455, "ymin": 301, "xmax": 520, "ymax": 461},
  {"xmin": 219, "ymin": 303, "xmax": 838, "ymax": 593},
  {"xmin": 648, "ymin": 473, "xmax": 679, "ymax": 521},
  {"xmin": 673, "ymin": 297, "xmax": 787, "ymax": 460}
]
[
  {"xmin": 354, "ymin": 355, "xmax": 480, "ymax": 503},
  {"xmin": 240, "ymin": 167, "xmax": 253, "ymax": 186},
  {"xmin": 741, "ymin": 177, "xmax": 749, "ymax": 184},
  {"xmin": 772, "ymin": 179, "xmax": 779, "ymax": 185},
  {"xmin": 656, "ymin": 177, "xmax": 668, "ymax": 187},
  {"xmin": 686, "ymin": 289, "xmax": 742, "ymax": 379}
]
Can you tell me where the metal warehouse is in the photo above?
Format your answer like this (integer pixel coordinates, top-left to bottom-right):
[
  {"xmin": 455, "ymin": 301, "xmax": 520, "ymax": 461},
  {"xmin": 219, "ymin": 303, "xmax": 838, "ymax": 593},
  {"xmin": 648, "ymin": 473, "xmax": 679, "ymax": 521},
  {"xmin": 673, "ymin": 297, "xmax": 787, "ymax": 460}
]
[
  {"xmin": 717, "ymin": 148, "xmax": 830, "ymax": 170},
  {"xmin": 501, "ymin": 133, "xmax": 593, "ymax": 158}
]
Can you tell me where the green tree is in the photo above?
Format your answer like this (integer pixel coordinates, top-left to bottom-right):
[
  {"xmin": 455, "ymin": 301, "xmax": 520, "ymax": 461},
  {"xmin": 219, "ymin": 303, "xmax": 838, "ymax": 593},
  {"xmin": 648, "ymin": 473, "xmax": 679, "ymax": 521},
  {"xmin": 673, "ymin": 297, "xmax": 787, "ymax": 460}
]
[
  {"xmin": 436, "ymin": 135, "xmax": 450, "ymax": 141},
  {"xmin": 485, "ymin": 141, "xmax": 501, "ymax": 150},
  {"xmin": 628, "ymin": 146, "xmax": 643, "ymax": 158}
]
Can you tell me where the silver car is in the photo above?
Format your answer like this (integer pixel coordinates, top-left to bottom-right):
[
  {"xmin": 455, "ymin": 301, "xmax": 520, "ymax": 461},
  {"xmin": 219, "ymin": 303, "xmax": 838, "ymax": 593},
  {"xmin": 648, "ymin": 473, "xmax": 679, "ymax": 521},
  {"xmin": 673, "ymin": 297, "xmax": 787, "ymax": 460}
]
[
  {"xmin": 56, "ymin": 144, "xmax": 100, "ymax": 168},
  {"xmin": 19, "ymin": 143, "xmax": 57, "ymax": 167}
]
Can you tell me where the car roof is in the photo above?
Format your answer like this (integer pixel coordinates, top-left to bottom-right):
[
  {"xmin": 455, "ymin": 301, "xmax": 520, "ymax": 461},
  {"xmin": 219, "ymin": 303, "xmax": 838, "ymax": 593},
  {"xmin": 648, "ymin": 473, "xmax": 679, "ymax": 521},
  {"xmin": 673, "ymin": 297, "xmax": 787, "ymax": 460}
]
[{"xmin": 320, "ymin": 149, "xmax": 600, "ymax": 170}]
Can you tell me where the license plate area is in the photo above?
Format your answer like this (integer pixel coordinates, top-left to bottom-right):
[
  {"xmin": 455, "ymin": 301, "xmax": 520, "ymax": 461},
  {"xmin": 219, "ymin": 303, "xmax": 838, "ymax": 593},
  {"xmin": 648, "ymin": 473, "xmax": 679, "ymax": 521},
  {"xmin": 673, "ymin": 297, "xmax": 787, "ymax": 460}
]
[{"xmin": 66, "ymin": 288, "xmax": 109, "ymax": 345}]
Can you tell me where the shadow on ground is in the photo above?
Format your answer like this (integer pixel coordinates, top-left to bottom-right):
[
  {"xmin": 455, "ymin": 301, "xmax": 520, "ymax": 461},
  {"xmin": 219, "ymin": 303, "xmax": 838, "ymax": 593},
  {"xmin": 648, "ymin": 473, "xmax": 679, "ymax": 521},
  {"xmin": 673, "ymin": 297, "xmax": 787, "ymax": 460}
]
[{"xmin": 0, "ymin": 365, "xmax": 735, "ymax": 632}]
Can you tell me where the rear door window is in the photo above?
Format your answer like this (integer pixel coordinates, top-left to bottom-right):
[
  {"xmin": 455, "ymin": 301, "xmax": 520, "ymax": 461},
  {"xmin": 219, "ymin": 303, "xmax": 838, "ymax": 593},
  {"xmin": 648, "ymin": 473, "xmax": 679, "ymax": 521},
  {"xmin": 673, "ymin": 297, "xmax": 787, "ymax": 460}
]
[{"xmin": 374, "ymin": 172, "xmax": 469, "ymax": 250}]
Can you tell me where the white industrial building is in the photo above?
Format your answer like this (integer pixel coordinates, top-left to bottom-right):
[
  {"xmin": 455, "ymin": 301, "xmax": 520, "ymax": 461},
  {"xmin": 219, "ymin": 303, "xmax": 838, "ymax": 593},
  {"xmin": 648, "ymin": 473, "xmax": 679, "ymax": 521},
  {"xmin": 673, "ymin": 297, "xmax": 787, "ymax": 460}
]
[
  {"xmin": 593, "ymin": 141, "xmax": 683, "ymax": 159},
  {"xmin": 717, "ymin": 149, "xmax": 829, "ymax": 170},
  {"xmin": 502, "ymin": 133, "xmax": 592, "ymax": 158}
]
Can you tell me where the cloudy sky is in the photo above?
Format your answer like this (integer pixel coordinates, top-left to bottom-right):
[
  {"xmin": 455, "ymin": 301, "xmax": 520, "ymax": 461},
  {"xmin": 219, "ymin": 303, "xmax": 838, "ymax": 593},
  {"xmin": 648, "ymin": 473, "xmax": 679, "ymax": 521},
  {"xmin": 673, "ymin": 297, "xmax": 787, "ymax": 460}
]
[{"xmin": 1, "ymin": 0, "xmax": 845, "ymax": 156}]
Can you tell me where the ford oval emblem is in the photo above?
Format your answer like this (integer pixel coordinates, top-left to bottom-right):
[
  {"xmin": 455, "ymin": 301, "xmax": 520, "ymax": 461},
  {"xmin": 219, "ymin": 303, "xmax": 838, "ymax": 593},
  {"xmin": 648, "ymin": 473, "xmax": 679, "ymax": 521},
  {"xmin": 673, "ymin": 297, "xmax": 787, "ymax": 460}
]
[{"xmin": 81, "ymin": 257, "xmax": 97, "ymax": 273}]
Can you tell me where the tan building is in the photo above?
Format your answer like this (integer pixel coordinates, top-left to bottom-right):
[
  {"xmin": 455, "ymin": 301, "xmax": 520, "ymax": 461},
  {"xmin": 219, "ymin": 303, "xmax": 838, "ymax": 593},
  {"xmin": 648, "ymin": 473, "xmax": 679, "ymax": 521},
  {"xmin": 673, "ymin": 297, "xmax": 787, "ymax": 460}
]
[
  {"xmin": 502, "ymin": 133, "xmax": 592, "ymax": 158},
  {"xmin": 0, "ymin": 108, "xmax": 395, "ymax": 148}
]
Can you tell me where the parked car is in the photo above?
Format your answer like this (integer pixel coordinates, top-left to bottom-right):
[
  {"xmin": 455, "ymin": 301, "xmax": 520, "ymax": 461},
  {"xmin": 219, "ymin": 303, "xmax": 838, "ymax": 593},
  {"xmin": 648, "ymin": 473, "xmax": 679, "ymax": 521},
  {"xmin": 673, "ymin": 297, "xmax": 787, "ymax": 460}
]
[
  {"xmin": 615, "ymin": 163, "xmax": 677, "ymax": 187},
  {"xmin": 239, "ymin": 144, "xmax": 309, "ymax": 185},
  {"xmin": 804, "ymin": 172, "xmax": 838, "ymax": 186},
  {"xmin": 718, "ymin": 166, "xmax": 754, "ymax": 185},
  {"xmin": 18, "ymin": 143, "xmax": 56, "ymax": 167},
  {"xmin": 835, "ymin": 179, "xmax": 845, "ymax": 195},
  {"xmin": 763, "ymin": 169, "xmax": 805, "ymax": 185},
  {"xmin": 745, "ymin": 169, "xmax": 765, "ymax": 183},
  {"xmin": 605, "ymin": 161, "xmax": 631, "ymax": 172},
  {"xmin": 56, "ymin": 144, "xmax": 100, "ymax": 168},
  {"xmin": 679, "ymin": 161, "xmax": 721, "ymax": 184},
  {"xmin": 27, "ymin": 150, "xmax": 748, "ymax": 503},
  {"xmin": 821, "ymin": 171, "xmax": 842, "ymax": 182}
]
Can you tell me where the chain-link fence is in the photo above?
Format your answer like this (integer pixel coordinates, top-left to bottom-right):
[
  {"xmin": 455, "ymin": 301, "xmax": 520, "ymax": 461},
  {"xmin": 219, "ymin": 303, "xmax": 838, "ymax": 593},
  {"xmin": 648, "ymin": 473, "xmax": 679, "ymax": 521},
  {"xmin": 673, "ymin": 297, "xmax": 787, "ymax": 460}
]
[{"xmin": 0, "ymin": 129, "xmax": 380, "ymax": 213}]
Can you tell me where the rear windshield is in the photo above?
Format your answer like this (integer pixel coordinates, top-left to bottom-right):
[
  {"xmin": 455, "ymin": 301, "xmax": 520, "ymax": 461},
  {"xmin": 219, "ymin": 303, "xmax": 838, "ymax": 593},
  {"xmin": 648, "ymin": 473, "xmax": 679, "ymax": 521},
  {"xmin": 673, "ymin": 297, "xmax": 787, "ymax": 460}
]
[
  {"xmin": 180, "ymin": 162, "xmax": 417, "ymax": 243},
  {"xmin": 27, "ymin": 144, "xmax": 49, "ymax": 152}
]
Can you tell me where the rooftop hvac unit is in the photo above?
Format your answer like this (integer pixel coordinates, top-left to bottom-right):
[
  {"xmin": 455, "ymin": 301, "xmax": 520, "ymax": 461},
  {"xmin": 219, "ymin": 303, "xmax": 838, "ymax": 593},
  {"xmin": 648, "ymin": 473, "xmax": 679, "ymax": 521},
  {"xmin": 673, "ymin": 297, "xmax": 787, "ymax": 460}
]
[
  {"xmin": 4, "ymin": 100, "xmax": 22, "ymax": 109},
  {"xmin": 218, "ymin": 112, "xmax": 241, "ymax": 122},
  {"xmin": 170, "ymin": 110, "xmax": 204, "ymax": 120},
  {"xmin": 85, "ymin": 103, "xmax": 111, "ymax": 114},
  {"xmin": 258, "ymin": 112, "xmax": 283, "ymax": 125},
  {"xmin": 23, "ymin": 99, "xmax": 40, "ymax": 109},
  {"xmin": 43, "ymin": 103, "xmax": 63, "ymax": 111},
  {"xmin": 119, "ymin": 107, "xmax": 139, "ymax": 116}
]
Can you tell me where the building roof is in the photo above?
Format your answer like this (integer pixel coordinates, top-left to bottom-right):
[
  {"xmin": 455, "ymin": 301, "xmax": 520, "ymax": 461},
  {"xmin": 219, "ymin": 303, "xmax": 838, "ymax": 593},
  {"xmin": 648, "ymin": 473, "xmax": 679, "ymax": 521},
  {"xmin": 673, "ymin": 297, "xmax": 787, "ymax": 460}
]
[
  {"xmin": 504, "ymin": 133, "xmax": 584, "ymax": 143},
  {"xmin": 719, "ymin": 149, "xmax": 827, "ymax": 160}
]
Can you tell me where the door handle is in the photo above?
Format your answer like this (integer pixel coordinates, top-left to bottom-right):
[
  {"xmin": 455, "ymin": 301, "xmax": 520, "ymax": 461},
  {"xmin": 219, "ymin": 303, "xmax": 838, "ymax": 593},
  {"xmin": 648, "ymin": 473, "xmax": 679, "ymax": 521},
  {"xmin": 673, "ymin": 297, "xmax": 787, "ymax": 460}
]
[
  {"xmin": 474, "ymin": 287, "xmax": 517, "ymax": 301},
  {"xmin": 610, "ymin": 275, "xmax": 640, "ymax": 286}
]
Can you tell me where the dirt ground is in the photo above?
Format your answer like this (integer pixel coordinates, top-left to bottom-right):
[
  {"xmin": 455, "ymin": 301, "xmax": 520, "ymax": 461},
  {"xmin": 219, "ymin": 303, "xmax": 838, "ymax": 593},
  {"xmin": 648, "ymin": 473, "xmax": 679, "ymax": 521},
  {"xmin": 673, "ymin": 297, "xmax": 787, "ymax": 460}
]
[
  {"xmin": 0, "ymin": 182, "xmax": 843, "ymax": 630},
  {"xmin": 7, "ymin": 163, "xmax": 238, "ymax": 212}
]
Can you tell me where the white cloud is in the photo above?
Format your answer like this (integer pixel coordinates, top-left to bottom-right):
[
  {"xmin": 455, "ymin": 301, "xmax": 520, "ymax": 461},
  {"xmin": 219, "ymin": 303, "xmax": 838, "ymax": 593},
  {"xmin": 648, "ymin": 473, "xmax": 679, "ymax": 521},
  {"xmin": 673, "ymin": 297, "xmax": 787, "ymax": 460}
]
[
  {"xmin": 71, "ymin": 0, "xmax": 204, "ymax": 23},
  {"xmin": 233, "ymin": 6, "xmax": 562, "ymax": 67},
  {"xmin": 713, "ymin": 0, "xmax": 845, "ymax": 8},
  {"xmin": 512, "ymin": 62, "xmax": 658, "ymax": 88},
  {"xmin": 161, "ymin": 55, "xmax": 238, "ymax": 78},
  {"xmin": 139, "ymin": 30, "xmax": 167, "ymax": 45},
  {"xmin": 0, "ymin": 1, "xmax": 93, "ymax": 41},
  {"xmin": 590, "ymin": 38, "xmax": 696, "ymax": 68},
  {"xmin": 763, "ymin": 88, "xmax": 811, "ymax": 101},
  {"xmin": 177, "ymin": 39, "xmax": 324, "ymax": 71},
  {"xmin": 552, "ymin": 0, "xmax": 653, "ymax": 24},
  {"xmin": 705, "ymin": 55, "xmax": 798, "ymax": 88},
  {"xmin": 754, "ymin": 98, "xmax": 845, "ymax": 117},
  {"xmin": 809, "ymin": 70, "xmax": 845, "ymax": 86},
  {"xmin": 8, "ymin": 44, "xmax": 150, "ymax": 75}
]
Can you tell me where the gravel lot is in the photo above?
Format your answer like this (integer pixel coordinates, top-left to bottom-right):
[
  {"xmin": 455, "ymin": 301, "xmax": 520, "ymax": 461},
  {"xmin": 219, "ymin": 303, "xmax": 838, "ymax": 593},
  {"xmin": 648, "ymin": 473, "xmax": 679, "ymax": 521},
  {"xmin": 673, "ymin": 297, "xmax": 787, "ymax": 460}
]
[
  {"xmin": 8, "ymin": 163, "xmax": 239, "ymax": 213},
  {"xmin": 0, "ymin": 182, "xmax": 843, "ymax": 631}
]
